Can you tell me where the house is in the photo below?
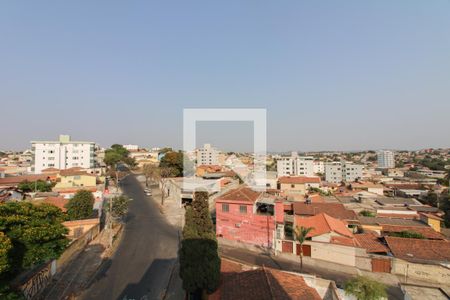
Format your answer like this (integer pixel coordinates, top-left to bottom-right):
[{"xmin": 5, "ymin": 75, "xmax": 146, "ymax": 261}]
[
  {"xmin": 209, "ymin": 258, "xmax": 342, "ymax": 300},
  {"xmin": 278, "ymin": 176, "xmax": 320, "ymax": 196},
  {"xmin": 293, "ymin": 202, "xmax": 358, "ymax": 225},
  {"xmin": 385, "ymin": 237, "xmax": 450, "ymax": 264},
  {"xmin": 42, "ymin": 196, "xmax": 69, "ymax": 212},
  {"xmin": 62, "ymin": 218, "xmax": 100, "ymax": 239},
  {"xmin": 419, "ymin": 212, "xmax": 443, "ymax": 232},
  {"xmin": 0, "ymin": 174, "xmax": 55, "ymax": 189},
  {"xmin": 215, "ymin": 187, "xmax": 280, "ymax": 247},
  {"xmin": 294, "ymin": 213, "xmax": 358, "ymax": 247},
  {"xmin": 349, "ymin": 181, "xmax": 384, "ymax": 196},
  {"xmin": 354, "ymin": 232, "xmax": 389, "ymax": 254},
  {"xmin": 54, "ymin": 169, "xmax": 97, "ymax": 189}
]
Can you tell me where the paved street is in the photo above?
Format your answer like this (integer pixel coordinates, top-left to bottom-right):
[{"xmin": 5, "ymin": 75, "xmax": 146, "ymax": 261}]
[
  {"xmin": 82, "ymin": 173, "xmax": 180, "ymax": 300},
  {"xmin": 219, "ymin": 244, "xmax": 404, "ymax": 300}
]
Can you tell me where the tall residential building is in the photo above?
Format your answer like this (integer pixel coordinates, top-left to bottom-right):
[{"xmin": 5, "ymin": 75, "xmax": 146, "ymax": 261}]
[
  {"xmin": 313, "ymin": 161, "xmax": 325, "ymax": 174},
  {"xmin": 196, "ymin": 143, "xmax": 219, "ymax": 166},
  {"xmin": 31, "ymin": 135, "xmax": 95, "ymax": 174},
  {"xmin": 276, "ymin": 154, "xmax": 314, "ymax": 177},
  {"xmin": 325, "ymin": 161, "xmax": 363, "ymax": 183},
  {"xmin": 377, "ymin": 150, "xmax": 395, "ymax": 169}
]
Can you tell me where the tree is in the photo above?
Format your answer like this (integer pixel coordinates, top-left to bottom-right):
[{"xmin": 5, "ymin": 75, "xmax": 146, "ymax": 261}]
[
  {"xmin": 142, "ymin": 164, "xmax": 158, "ymax": 187},
  {"xmin": 18, "ymin": 180, "xmax": 53, "ymax": 193},
  {"xmin": 65, "ymin": 190, "xmax": 94, "ymax": 220},
  {"xmin": 111, "ymin": 195, "xmax": 130, "ymax": 220},
  {"xmin": 0, "ymin": 202, "xmax": 68, "ymax": 274},
  {"xmin": 293, "ymin": 226, "xmax": 313, "ymax": 271},
  {"xmin": 390, "ymin": 230, "xmax": 425, "ymax": 239},
  {"xmin": 359, "ymin": 210, "xmax": 375, "ymax": 217},
  {"xmin": 179, "ymin": 191, "xmax": 220, "ymax": 298},
  {"xmin": 344, "ymin": 276, "xmax": 387, "ymax": 300},
  {"xmin": 0, "ymin": 232, "xmax": 12, "ymax": 275},
  {"xmin": 160, "ymin": 151, "xmax": 194, "ymax": 177}
]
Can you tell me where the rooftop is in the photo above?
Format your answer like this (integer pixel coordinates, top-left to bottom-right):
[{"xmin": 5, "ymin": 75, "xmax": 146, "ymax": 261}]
[
  {"xmin": 293, "ymin": 202, "xmax": 357, "ymax": 220},
  {"xmin": 279, "ymin": 176, "xmax": 321, "ymax": 184},
  {"xmin": 295, "ymin": 213, "xmax": 354, "ymax": 238},
  {"xmin": 210, "ymin": 259, "xmax": 322, "ymax": 300},
  {"xmin": 385, "ymin": 237, "xmax": 450, "ymax": 263}
]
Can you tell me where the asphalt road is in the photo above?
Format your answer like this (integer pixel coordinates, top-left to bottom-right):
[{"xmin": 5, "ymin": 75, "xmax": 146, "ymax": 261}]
[{"xmin": 82, "ymin": 173, "xmax": 180, "ymax": 300}]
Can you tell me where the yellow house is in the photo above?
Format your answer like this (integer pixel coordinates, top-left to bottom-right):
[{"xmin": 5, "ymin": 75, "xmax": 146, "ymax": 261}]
[
  {"xmin": 419, "ymin": 213, "xmax": 442, "ymax": 232},
  {"xmin": 55, "ymin": 170, "xmax": 97, "ymax": 189}
]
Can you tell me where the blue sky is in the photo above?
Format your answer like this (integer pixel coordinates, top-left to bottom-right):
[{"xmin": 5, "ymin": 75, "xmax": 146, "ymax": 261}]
[{"xmin": 1, "ymin": 1, "xmax": 449, "ymax": 151}]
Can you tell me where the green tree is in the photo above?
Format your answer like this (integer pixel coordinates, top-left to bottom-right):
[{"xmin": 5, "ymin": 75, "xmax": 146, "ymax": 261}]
[
  {"xmin": 18, "ymin": 180, "xmax": 53, "ymax": 193},
  {"xmin": 111, "ymin": 195, "xmax": 130, "ymax": 220},
  {"xmin": 344, "ymin": 276, "xmax": 387, "ymax": 300},
  {"xmin": 390, "ymin": 230, "xmax": 424, "ymax": 239},
  {"xmin": 65, "ymin": 190, "xmax": 94, "ymax": 220},
  {"xmin": 293, "ymin": 226, "xmax": 313, "ymax": 271},
  {"xmin": 0, "ymin": 202, "xmax": 68, "ymax": 274},
  {"xmin": 179, "ymin": 191, "xmax": 220, "ymax": 298},
  {"xmin": 359, "ymin": 210, "xmax": 375, "ymax": 217},
  {"xmin": 0, "ymin": 232, "xmax": 12, "ymax": 275}
]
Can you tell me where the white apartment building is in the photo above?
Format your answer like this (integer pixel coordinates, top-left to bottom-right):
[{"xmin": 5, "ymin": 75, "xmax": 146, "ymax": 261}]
[
  {"xmin": 325, "ymin": 161, "xmax": 363, "ymax": 183},
  {"xmin": 123, "ymin": 144, "xmax": 139, "ymax": 151},
  {"xmin": 196, "ymin": 144, "xmax": 219, "ymax": 166},
  {"xmin": 377, "ymin": 150, "xmax": 395, "ymax": 169},
  {"xmin": 31, "ymin": 135, "xmax": 95, "ymax": 174},
  {"xmin": 313, "ymin": 161, "xmax": 325, "ymax": 174},
  {"xmin": 276, "ymin": 154, "xmax": 314, "ymax": 177}
]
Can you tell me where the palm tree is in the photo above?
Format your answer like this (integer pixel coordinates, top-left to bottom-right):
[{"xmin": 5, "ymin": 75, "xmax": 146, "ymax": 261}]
[{"xmin": 293, "ymin": 226, "xmax": 314, "ymax": 271}]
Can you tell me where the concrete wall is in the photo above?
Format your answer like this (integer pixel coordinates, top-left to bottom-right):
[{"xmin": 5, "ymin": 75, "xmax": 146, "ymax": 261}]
[
  {"xmin": 392, "ymin": 258, "xmax": 450, "ymax": 286},
  {"xmin": 309, "ymin": 241, "xmax": 359, "ymax": 267}
]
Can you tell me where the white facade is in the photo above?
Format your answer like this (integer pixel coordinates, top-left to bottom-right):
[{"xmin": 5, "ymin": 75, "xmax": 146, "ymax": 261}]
[
  {"xmin": 196, "ymin": 144, "xmax": 219, "ymax": 166},
  {"xmin": 325, "ymin": 161, "xmax": 363, "ymax": 183},
  {"xmin": 377, "ymin": 150, "xmax": 395, "ymax": 169},
  {"xmin": 123, "ymin": 144, "xmax": 139, "ymax": 151},
  {"xmin": 31, "ymin": 135, "xmax": 95, "ymax": 174},
  {"xmin": 276, "ymin": 156, "xmax": 314, "ymax": 177},
  {"xmin": 313, "ymin": 161, "xmax": 325, "ymax": 174}
]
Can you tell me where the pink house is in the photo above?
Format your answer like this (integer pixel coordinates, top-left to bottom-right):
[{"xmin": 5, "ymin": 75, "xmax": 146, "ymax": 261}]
[{"xmin": 215, "ymin": 186, "xmax": 283, "ymax": 247}]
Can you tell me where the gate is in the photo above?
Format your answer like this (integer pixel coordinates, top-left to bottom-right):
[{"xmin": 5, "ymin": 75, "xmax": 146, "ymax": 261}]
[
  {"xmin": 296, "ymin": 244, "xmax": 311, "ymax": 256},
  {"xmin": 282, "ymin": 241, "xmax": 293, "ymax": 253},
  {"xmin": 371, "ymin": 258, "xmax": 391, "ymax": 273}
]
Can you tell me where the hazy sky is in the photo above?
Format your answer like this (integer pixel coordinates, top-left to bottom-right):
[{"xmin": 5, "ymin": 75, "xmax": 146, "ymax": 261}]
[{"xmin": 1, "ymin": 1, "xmax": 449, "ymax": 152}]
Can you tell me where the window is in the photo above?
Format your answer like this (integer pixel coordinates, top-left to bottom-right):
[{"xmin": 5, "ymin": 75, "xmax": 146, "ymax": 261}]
[
  {"xmin": 239, "ymin": 205, "xmax": 247, "ymax": 214},
  {"xmin": 222, "ymin": 203, "xmax": 229, "ymax": 212}
]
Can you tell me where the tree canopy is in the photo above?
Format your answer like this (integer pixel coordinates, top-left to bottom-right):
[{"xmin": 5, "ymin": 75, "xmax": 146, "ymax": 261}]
[
  {"xmin": 65, "ymin": 190, "xmax": 95, "ymax": 220},
  {"xmin": 159, "ymin": 151, "xmax": 194, "ymax": 177},
  {"xmin": 104, "ymin": 144, "xmax": 136, "ymax": 168},
  {"xmin": 18, "ymin": 180, "xmax": 53, "ymax": 193},
  {"xmin": 0, "ymin": 202, "xmax": 68, "ymax": 276},
  {"xmin": 179, "ymin": 191, "xmax": 220, "ymax": 296},
  {"xmin": 111, "ymin": 195, "xmax": 130, "ymax": 220},
  {"xmin": 344, "ymin": 276, "xmax": 387, "ymax": 300}
]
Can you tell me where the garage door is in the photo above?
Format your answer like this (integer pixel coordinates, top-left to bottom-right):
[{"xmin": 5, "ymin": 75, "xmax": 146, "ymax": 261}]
[
  {"xmin": 282, "ymin": 241, "xmax": 293, "ymax": 253},
  {"xmin": 296, "ymin": 244, "xmax": 311, "ymax": 256},
  {"xmin": 371, "ymin": 258, "xmax": 391, "ymax": 273}
]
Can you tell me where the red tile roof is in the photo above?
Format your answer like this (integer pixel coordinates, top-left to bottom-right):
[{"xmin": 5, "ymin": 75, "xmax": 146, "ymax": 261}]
[
  {"xmin": 382, "ymin": 225, "xmax": 445, "ymax": 240},
  {"xmin": 385, "ymin": 237, "xmax": 450, "ymax": 263},
  {"xmin": 293, "ymin": 202, "xmax": 357, "ymax": 220},
  {"xmin": 210, "ymin": 259, "xmax": 322, "ymax": 300},
  {"xmin": 43, "ymin": 196, "xmax": 68, "ymax": 212},
  {"xmin": 354, "ymin": 233, "xmax": 389, "ymax": 253},
  {"xmin": 216, "ymin": 186, "xmax": 261, "ymax": 203},
  {"xmin": 295, "ymin": 213, "xmax": 354, "ymax": 238},
  {"xmin": 279, "ymin": 176, "xmax": 321, "ymax": 184}
]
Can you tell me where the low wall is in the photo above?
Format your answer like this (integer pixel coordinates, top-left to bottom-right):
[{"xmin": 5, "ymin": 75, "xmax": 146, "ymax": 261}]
[
  {"xmin": 392, "ymin": 258, "xmax": 450, "ymax": 286},
  {"xmin": 15, "ymin": 224, "xmax": 100, "ymax": 299}
]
